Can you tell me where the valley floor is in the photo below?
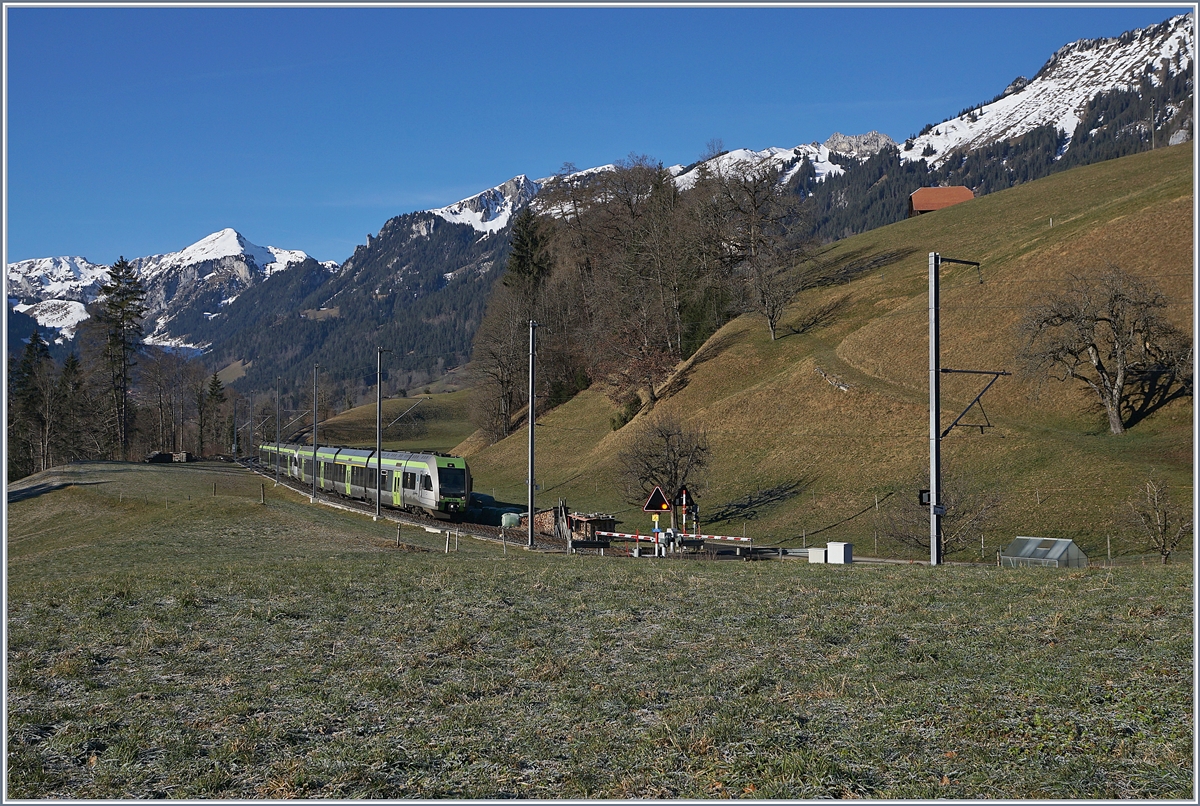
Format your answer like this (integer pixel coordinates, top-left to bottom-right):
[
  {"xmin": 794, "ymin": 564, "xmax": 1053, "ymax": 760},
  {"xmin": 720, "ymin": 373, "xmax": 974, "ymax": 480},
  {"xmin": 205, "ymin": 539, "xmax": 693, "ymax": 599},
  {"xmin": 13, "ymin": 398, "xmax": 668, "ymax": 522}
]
[{"xmin": 5, "ymin": 462, "xmax": 1193, "ymax": 798}]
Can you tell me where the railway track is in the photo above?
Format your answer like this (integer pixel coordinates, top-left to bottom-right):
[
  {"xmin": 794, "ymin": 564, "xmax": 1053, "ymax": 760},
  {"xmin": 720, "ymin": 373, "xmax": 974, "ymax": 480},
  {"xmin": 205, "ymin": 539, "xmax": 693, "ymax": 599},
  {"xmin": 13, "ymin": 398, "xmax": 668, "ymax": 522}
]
[
  {"xmin": 242, "ymin": 460, "xmax": 763, "ymax": 560},
  {"xmin": 243, "ymin": 459, "xmax": 569, "ymax": 552}
]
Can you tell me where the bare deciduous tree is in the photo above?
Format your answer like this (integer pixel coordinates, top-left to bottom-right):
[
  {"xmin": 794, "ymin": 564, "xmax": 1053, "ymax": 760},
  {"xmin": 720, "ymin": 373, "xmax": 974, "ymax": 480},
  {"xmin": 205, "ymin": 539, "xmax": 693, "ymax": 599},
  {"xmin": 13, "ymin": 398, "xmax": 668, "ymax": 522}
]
[
  {"xmin": 1020, "ymin": 266, "xmax": 1192, "ymax": 435},
  {"xmin": 1129, "ymin": 476, "xmax": 1193, "ymax": 564},
  {"xmin": 469, "ymin": 286, "xmax": 528, "ymax": 442},
  {"xmin": 699, "ymin": 154, "xmax": 818, "ymax": 340},
  {"xmin": 617, "ymin": 413, "xmax": 709, "ymax": 506}
]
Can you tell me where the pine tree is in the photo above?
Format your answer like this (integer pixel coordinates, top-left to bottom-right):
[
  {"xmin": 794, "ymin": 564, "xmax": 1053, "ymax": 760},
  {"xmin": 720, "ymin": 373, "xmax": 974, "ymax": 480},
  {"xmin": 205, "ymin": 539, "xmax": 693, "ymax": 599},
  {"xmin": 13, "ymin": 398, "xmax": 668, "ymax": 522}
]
[
  {"xmin": 501, "ymin": 207, "xmax": 553, "ymax": 314},
  {"xmin": 7, "ymin": 329, "xmax": 53, "ymax": 479},
  {"xmin": 97, "ymin": 257, "xmax": 147, "ymax": 459},
  {"xmin": 51, "ymin": 352, "xmax": 94, "ymax": 464},
  {"xmin": 204, "ymin": 374, "xmax": 225, "ymax": 453}
]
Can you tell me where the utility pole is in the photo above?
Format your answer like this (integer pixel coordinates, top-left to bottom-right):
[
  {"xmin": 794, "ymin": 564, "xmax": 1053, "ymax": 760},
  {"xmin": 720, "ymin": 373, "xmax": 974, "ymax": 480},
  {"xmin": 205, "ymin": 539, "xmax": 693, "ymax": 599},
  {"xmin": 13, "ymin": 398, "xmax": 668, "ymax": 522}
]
[
  {"xmin": 275, "ymin": 378, "xmax": 281, "ymax": 485},
  {"xmin": 312, "ymin": 363, "xmax": 319, "ymax": 503},
  {"xmin": 928, "ymin": 252, "xmax": 983, "ymax": 566},
  {"xmin": 232, "ymin": 397, "xmax": 239, "ymax": 459},
  {"xmin": 929, "ymin": 253, "xmax": 942, "ymax": 565},
  {"xmin": 376, "ymin": 346, "xmax": 392, "ymax": 521},
  {"xmin": 528, "ymin": 320, "xmax": 540, "ymax": 548}
]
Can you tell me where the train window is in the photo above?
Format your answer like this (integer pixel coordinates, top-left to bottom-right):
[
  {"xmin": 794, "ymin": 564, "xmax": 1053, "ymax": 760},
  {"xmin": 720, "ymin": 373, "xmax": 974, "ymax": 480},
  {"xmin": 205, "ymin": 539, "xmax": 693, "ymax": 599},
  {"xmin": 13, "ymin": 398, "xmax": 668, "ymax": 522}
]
[
  {"xmin": 437, "ymin": 467, "xmax": 467, "ymax": 497},
  {"xmin": 351, "ymin": 465, "xmax": 364, "ymax": 487},
  {"xmin": 403, "ymin": 471, "xmax": 417, "ymax": 491},
  {"xmin": 422, "ymin": 474, "xmax": 433, "ymax": 492}
]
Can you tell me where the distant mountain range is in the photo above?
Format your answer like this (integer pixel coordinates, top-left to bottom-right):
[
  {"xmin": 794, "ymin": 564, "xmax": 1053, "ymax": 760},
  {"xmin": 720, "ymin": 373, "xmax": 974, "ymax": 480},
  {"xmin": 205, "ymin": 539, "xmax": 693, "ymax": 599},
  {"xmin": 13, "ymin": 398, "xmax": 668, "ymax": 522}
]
[
  {"xmin": 7, "ymin": 229, "xmax": 335, "ymax": 351},
  {"xmin": 7, "ymin": 13, "xmax": 1192, "ymax": 398}
]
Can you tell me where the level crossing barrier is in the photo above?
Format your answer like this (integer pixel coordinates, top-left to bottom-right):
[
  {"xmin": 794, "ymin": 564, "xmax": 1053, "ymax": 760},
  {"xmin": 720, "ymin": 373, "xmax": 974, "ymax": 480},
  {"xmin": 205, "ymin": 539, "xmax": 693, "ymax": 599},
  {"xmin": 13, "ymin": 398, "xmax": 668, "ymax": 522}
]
[{"xmin": 595, "ymin": 530, "xmax": 753, "ymax": 557}]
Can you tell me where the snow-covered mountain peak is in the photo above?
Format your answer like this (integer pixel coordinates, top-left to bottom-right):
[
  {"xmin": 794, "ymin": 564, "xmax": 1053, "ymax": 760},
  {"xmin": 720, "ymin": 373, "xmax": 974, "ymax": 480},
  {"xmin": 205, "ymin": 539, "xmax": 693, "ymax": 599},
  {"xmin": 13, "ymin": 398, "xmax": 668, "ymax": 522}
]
[
  {"xmin": 7, "ymin": 229, "xmax": 316, "ymax": 347},
  {"xmin": 170, "ymin": 228, "xmax": 272, "ymax": 268},
  {"xmin": 6, "ymin": 255, "xmax": 110, "ymax": 304},
  {"xmin": 140, "ymin": 228, "xmax": 310, "ymax": 278},
  {"xmin": 904, "ymin": 12, "xmax": 1194, "ymax": 165},
  {"xmin": 432, "ymin": 174, "xmax": 543, "ymax": 234}
]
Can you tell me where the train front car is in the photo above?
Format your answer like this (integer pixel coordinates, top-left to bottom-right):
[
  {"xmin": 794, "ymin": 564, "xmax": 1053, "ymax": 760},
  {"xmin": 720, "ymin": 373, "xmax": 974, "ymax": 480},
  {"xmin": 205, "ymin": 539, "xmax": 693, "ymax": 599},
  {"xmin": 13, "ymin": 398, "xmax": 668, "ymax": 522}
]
[
  {"xmin": 381, "ymin": 451, "xmax": 472, "ymax": 519},
  {"xmin": 433, "ymin": 455, "xmax": 471, "ymax": 517}
]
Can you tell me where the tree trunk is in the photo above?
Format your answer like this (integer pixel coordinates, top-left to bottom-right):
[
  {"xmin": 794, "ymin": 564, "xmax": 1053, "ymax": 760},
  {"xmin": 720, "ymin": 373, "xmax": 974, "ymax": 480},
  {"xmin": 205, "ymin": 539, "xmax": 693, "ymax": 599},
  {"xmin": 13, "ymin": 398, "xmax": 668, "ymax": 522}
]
[{"xmin": 1105, "ymin": 398, "xmax": 1126, "ymax": 434}]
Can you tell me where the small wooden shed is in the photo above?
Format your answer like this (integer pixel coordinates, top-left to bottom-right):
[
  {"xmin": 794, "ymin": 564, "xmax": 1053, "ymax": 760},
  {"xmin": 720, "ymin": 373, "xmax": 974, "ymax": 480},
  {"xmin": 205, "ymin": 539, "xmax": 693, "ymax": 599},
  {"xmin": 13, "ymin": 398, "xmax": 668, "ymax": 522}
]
[
  {"xmin": 908, "ymin": 186, "xmax": 974, "ymax": 217},
  {"xmin": 567, "ymin": 513, "xmax": 618, "ymax": 541},
  {"xmin": 1001, "ymin": 537, "xmax": 1088, "ymax": 568}
]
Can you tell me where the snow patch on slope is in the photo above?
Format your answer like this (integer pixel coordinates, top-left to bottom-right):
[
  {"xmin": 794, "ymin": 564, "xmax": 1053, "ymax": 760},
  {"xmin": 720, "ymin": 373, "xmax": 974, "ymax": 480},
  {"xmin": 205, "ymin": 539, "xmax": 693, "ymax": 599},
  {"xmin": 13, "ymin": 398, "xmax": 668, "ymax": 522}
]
[{"xmin": 13, "ymin": 299, "xmax": 90, "ymax": 339}]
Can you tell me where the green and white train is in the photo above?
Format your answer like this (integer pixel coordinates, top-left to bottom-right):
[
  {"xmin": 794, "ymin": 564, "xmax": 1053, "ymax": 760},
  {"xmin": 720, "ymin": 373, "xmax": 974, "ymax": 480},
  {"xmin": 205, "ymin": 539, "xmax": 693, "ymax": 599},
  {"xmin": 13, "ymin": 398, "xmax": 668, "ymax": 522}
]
[{"xmin": 257, "ymin": 442, "xmax": 472, "ymax": 519}]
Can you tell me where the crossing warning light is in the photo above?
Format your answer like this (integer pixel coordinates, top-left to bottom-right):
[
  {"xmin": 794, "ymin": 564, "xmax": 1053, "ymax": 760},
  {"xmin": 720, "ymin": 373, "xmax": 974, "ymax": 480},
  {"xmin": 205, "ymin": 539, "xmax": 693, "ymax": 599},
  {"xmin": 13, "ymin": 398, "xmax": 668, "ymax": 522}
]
[{"xmin": 643, "ymin": 486, "xmax": 671, "ymax": 512}]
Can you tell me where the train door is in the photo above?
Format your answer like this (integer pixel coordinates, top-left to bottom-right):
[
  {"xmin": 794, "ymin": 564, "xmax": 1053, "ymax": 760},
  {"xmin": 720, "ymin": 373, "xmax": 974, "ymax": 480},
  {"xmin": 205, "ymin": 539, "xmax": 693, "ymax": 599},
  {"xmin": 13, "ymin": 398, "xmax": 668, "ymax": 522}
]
[
  {"xmin": 401, "ymin": 468, "xmax": 418, "ymax": 509},
  {"xmin": 421, "ymin": 472, "xmax": 434, "ymax": 507}
]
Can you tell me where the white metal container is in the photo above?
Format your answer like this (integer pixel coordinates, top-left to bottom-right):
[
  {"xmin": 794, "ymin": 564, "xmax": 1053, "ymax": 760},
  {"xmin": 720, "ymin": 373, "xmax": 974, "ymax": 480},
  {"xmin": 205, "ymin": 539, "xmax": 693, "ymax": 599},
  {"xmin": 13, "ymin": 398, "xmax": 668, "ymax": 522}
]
[
  {"xmin": 808, "ymin": 547, "xmax": 826, "ymax": 564},
  {"xmin": 827, "ymin": 542, "xmax": 852, "ymax": 564}
]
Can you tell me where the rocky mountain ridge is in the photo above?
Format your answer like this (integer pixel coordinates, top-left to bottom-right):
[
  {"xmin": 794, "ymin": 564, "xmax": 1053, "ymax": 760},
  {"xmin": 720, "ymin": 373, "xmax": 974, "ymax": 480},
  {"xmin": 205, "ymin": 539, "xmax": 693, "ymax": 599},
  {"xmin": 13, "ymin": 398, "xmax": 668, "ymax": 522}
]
[{"xmin": 904, "ymin": 13, "xmax": 1192, "ymax": 164}]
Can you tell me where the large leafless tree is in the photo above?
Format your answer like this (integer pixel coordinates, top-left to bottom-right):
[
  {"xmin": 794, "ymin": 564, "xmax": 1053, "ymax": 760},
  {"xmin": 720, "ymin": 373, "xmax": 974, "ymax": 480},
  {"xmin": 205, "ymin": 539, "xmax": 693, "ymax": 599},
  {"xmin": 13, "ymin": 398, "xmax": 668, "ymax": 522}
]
[
  {"xmin": 1020, "ymin": 266, "xmax": 1192, "ymax": 435},
  {"xmin": 616, "ymin": 412, "xmax": 709, "ymax": 506}
]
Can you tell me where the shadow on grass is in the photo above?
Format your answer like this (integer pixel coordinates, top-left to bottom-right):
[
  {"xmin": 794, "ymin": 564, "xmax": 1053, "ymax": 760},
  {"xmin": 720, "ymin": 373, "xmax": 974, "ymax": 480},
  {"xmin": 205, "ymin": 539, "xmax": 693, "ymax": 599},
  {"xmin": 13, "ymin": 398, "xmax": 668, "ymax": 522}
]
[
  {"xmin": 659, "ymin": 331, "xmax": 742, "ymax": 401},
  {"xmin": 815, "ymin": 245, "xmax": 921, "ymax": 286},
  {"xmin": 706, "ymin": 477, "xmax": 816, "ymax": 525},
  {"xmin": 541, "ymin": 472, "xmax": 584, "ymax": 497},
  {"xmin": 783, "ymin": 293, "xmax": 853, "ymax": 338},
  {"xmin": 7, "ymin": 479, "xmax": 105, "ymax": 504}
]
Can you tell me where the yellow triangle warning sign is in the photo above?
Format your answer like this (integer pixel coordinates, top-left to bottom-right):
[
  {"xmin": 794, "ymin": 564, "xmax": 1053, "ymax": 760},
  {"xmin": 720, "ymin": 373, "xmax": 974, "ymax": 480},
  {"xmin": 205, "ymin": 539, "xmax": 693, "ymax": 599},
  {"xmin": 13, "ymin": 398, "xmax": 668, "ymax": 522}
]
[{"xmin": 643, "ymin": 486, "xmax": 671, "ymax": 512}]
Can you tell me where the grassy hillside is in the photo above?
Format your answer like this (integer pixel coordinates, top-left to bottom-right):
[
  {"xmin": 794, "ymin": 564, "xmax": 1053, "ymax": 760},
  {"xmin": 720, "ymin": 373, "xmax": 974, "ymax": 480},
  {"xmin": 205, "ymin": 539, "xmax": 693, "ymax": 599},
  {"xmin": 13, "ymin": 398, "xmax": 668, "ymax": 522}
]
[
  {"xmin": 6, "ymin": 462, "xmax": 1192, "ymax": 798},
  {"xmin": 312, "ymin": 389, "xmax": 476, "ymax": 454},
  {"xmin": 464, "ymin": 145, "xmax": 1193, "ymax": 560}
]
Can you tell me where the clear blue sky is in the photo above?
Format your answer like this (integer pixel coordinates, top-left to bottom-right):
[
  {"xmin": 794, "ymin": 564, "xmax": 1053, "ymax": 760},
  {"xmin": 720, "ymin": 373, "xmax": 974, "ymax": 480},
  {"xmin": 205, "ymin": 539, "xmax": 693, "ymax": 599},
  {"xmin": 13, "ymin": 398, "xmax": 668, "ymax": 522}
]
[{"xmin": 5, "ymin": 3, "xmax": 1190, "ymax": 266}]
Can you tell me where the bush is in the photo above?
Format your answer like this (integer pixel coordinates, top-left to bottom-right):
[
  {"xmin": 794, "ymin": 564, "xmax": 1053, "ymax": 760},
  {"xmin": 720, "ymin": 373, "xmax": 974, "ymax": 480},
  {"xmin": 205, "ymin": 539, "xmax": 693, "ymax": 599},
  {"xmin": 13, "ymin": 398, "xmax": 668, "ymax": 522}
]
[{"xmin": 610, "ymin": 397, "xmax": 642, "ymax": 431}]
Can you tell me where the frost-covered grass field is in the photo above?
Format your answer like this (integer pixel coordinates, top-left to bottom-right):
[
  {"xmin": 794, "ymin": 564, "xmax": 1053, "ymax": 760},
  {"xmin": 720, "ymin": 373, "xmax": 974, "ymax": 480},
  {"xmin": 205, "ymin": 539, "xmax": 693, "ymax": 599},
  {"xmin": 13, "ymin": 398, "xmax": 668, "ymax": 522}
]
[{"xmin": 6, "ymin": 463, "xmax": 1193, "ymax": 799}]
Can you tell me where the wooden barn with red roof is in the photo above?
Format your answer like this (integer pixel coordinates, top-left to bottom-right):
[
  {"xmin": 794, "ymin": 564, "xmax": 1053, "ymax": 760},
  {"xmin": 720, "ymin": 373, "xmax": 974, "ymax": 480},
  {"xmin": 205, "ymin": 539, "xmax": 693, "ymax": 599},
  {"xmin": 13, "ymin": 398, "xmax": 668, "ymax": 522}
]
[{"xmin": 908, "ymin": 186, "xmax": 974, "ymax": 217}]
